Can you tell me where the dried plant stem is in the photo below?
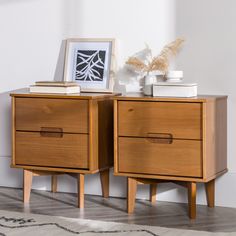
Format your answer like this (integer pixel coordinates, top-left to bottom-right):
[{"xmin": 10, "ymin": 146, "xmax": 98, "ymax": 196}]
[{"xmin": 126, "ymin": 38, "xmax": 185, "ymax": 74}]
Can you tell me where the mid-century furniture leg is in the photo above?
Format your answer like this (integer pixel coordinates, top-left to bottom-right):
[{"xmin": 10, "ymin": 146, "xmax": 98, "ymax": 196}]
[
  {"xmin": 51, "ymin": 175, "xmax": 57, "ymax": 193},
  {"xmin": 127, "ymin": 177, "xmax": 137, "ymax": 213},
  {"xmin": 188, "ymin": 182, "xmax": 197, "ymax": 219},
  {"xmin": 23, "ymin": 169, "xmax": 33, "ymax": 203},
  {"xmin": 205, "ymin": 179, "xmax": 215, "ymax": 207},
  {"xmin": 77, "ymin": 174, "xmax": 85, "ymax": 208},
  {"xmin": 100, "ymin": 169, "xmax": 109, "ymax": 198},
  {"xmin": 150, "ymin": 184, "xmax": 157, "ymax": 203}
]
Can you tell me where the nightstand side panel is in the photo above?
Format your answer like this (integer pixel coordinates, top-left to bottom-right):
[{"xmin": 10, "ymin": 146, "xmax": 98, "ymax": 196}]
[{"xmin": 204, "ymin": 98, "xmax": 227, "ymax": 180}]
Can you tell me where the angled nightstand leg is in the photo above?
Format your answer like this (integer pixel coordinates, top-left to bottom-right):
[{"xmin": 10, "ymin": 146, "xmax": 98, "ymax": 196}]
[
  {"xmin": 187, "ymin": 182, "xmax": 197, "ymax": 219},
  {"xmin": 150, "ymin": 184, "xmax": 157, "ymax": 203},
  {"xmin": 127, "ymin": 177, "xmax": 137, "ymax": 213},
  {"xmin": 51, "ymin": 175, "xmax": 57, "ymax": 193},
  {"xmin": 100, "ymin": 169, "xmax": 109, "ymax": 198},
  {"xmin": 23, "ymin": 169, "xmax": 33, "ymax": 203},
  {"xmin": 205, "ymin": 179, "xmax": 215, "ymax": 208},
  {"xmin": 77, "ymin": 174, "xmax": 85, "ymax": 208}
]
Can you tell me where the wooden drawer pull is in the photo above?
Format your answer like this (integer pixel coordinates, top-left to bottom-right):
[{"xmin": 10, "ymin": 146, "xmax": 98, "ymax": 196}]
[
  {"xmin": 146, "ymin": 133, "xmax": 173, "ymax": 144},
  {"xmin": 40, "ymin": 127, "xmax": 63, "ymax": 138}
]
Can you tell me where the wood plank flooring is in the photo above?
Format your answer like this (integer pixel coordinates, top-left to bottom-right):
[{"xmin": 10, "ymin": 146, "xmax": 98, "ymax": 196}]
[{"xmin": 0, "ymin": 187, "xmax": 236, "ymax": 232}]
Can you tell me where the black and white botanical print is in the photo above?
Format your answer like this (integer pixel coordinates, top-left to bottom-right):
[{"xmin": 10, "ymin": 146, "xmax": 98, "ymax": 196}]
[{"xmin": 75, "ymin": 50, "xmax": 106, "ymax": 82}]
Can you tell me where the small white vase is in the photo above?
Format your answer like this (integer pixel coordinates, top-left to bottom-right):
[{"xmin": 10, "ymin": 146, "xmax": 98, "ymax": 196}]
[{"xmin": 143, "ymin": 74, "xmax": 156, "ymax": 96}]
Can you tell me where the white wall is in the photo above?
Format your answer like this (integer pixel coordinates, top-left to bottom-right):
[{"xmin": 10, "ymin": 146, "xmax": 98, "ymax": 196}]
[
  {"xmin": 1, "ymin": 0, "xmax": 236, "ymax": 208},
  {"xmin": 175, "ymin": 0, "xmax": 236, "ymax": 171},
  {"xmin": 173, "ymin": 0, "xmax": 236, "ymax": 207},
  {"xmin": 0, "ymin": 0, "xmax": 67, "ymax": 190}
]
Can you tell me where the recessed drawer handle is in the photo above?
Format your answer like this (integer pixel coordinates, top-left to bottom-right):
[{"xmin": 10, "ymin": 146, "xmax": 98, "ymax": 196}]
[
  {"xmin": 40, "ymin": 127, "xmax": 63, "ymax": 138},
  {"xmin": 146, "ymin": 133, "xmax": 173, "ymax": 144}
]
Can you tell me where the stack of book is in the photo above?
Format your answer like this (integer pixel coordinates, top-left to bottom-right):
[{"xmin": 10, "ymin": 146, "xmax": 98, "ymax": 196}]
[
  {"xmin": 153, "ymin": 82, "xmax": 197, "ymax": 97},
  {"xmin": 30, "ymin": 81, "xmax": 81, "ymax": 94}
]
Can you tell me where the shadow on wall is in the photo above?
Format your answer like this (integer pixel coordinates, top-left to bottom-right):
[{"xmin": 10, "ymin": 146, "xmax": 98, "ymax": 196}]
[
  {"xmin": 53, "ymin": 40, "xmax": 67, "ymax": 82},
  {"xmin": 114, "ymin": 46, "xmax": 154, "ymax": 94},
  {"xmin": 174, "ymin": 0, "xmax": 235, "ymax": 91},
  {"xmin": 114, "ymin": 66, "xmax": 143, "ymax": 94},
  {"xmin": 0, "ymin": 91, "xmax": 25, "ymax": 187},
  {"xmin": 0, "ymin": 91, "xmax": 13, "ymax": 157}
]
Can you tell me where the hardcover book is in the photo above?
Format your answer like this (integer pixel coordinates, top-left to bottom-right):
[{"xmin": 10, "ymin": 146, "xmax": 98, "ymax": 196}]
[
  {"xmin": 153, "ymin": 82, "xmax": 197, "ymax": 97},
  {"xmin": 35, "ymin": 81, "xmax": 78, "ymax": 87},
  {"xmin": 29, "ymin": 85, "xmax": 80, "ymax": 94}
]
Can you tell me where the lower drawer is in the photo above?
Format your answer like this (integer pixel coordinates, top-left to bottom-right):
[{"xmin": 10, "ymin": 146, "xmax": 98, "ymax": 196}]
[
  {"xmin": 118, "ymin": 137, "xmax": 202, "ymax": 177},
  {"xmin": 15, "ymin": 131, "xmax": 88, "ymax": 169}
]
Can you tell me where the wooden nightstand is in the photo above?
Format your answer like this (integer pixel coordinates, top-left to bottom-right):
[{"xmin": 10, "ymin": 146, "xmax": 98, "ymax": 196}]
[
  {"xmin": 114, "ymin": 94, "xmax": 227, "ymax": 219},
  {"xmin": 11, "ymin": 88, "xmax": 118, "ymax": 208}
]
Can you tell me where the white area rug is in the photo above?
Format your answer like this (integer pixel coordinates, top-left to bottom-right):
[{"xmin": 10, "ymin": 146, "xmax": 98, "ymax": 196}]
[{"xmin": 0, "ymin": 210, "xmax": 234, "ymax": 236}]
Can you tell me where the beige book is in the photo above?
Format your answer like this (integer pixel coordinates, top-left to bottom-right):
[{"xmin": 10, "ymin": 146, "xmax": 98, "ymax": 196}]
[
  {"xmin": 30, "ymin": 85, "xmax": 80, "ymax": 94},
  {"xmin": 35, "ymin": 81, "xmax": 78, "ymax": 87}
]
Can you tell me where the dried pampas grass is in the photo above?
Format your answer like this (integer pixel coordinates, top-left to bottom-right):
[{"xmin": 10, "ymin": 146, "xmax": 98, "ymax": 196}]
[
  {"xmin": 126, "ymin": 57, "xmax": 148, "ymax": 72},
  {"xmin": 126, "ymin": 38, "xmax": 185, "ymax": 74}
]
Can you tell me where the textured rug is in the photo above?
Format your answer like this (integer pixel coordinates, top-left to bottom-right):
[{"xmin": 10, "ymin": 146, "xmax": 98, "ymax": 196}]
[{"xmin": 0, "ymin": 210, "xmax": 235, "ymax": 236}]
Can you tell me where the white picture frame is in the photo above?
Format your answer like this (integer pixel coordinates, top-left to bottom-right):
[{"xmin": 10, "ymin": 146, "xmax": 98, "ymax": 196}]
[{"xmin": 63, "ymin": 38, "xmax": 115, "ymax": 93}]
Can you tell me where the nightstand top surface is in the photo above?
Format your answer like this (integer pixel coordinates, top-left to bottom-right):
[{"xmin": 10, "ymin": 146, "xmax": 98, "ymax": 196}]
[
  {"xmin": 10, "ymin": 88, "xmax": 120, "ymax": 100},
  {"xmin": 114, "ymin": 93, "xmax": 228, "ymax": 102}
]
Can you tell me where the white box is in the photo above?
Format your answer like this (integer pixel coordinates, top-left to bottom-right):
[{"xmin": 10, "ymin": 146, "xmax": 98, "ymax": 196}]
[{"xmin": 153, "ymin": 82, "xmax": 197, "ymax": 97}]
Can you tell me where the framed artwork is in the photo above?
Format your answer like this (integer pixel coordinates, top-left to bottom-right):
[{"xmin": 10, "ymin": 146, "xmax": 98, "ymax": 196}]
[{"xmin": 63, "ymin": 38, "xmax": 115, "ymax": 92}]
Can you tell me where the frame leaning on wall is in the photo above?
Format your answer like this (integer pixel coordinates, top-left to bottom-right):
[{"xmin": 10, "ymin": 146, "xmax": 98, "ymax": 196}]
[{"xmin": 63, "ymin": 38, "xmax": 115, "ymax": 93}]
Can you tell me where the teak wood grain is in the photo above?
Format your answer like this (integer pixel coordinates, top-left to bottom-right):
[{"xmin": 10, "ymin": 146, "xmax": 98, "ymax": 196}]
[
  {"xmin": 23, "ymin": 169, "xmax": 33, "ymax": 203},
  {"xmin": 127, "ymin": 177, "xmax": 137, "ymax": 213},
  {"xmin": 98, "ymin": 99, "xmax": 114, "ymax": 169},
  {"xmin": 15, "ymin": 97, "xmax": 88, "ymax": 134},
  {"xmin": 150, "ymin": 184, "xmax": 157, "ymax": 203},
  {"xmin": 115, "ymin": 95, "xmax": 227, "ymax": 182},
  {"xmin": 203, "ymin": 98, "xmax": 227, "ymax": 179},
  {"xmin": 89, "ymin": 100, "xmax": 99, "ymax": 171},
  {"xmin": 114, "ymin": 169, "xmax": 227, "ymax": 183},
  {"xmin": 11, "ymin": 88, "xmax": 120, "ymax": 100},
  {"xmin": 11, "ymin": 90, "xmax": 118, "ymax": 206},
  {"xmin": 77, "ymin": 174, "xmax": 85, "ymax": 208},
  {"xmin": 15, "ymin": 131, "xmax": 89, "ymax": 169},
  {"xmin": 100, "ymin": 169, "xmax": 110, "ymax": 198},
  {"xmin": 114, "ymin": 94, "xmax": 227, "ymax": 219},
  {"xmin": 205, "ymin": 179, "xmax": 215, "ymax": 208},
  {"xmin": 119, "ymin": 137, "xmax": 202, "ymax": 177},
  {"xmin": 118, "ymin": 101, "xmax": 202, "ymax": 139},
  {"xmin": 188, "ymin": 182, "xmax": 197, "ymax": 219},
  {"xmin": 51, "ymin": 175, "xmax": 57, "ymax": 193}
]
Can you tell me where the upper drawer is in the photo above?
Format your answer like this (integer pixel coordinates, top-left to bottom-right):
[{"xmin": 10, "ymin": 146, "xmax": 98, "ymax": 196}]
[
  {"xmin": 15, "ymin": 98, "xmax": 88, "ymax": 134},
  {"xmin": 118, "ymin": 101, "xmax": 202, "ymax": 140}
]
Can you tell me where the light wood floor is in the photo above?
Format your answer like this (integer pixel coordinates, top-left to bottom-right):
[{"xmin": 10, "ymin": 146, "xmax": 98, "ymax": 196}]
[{"xmin": 0, "ymin": 187, "xmax": 236, "ymax": 232}]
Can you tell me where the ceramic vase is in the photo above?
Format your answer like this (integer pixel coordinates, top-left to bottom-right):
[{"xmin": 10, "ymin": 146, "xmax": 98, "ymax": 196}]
[{"xmin": 143, "ymin": 74, "xmax": 156, "ymax": 96}]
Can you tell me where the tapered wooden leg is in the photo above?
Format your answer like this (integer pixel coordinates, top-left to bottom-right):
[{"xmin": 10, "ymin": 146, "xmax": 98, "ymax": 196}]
[
  {"xmin": 51, "ymin": 175, "xmax": 57, "ymax": 193},
  {"xmin": 150, "ymin": 184, "xmax": 157, "ymax": 203},
  {"xmin": 23, "ymin": 169, "xmax": 33, "ymax": 203},
  {"xmin": 205, "ymin": 179, "xmax": 215, "ymax": 208},
  {"xmin": 77, "ymin": 174, "xmax": 84, "ymax": 208},
  {"xmin": 187, "ymin": 182, "xmax": 196, "ymax": 219},
  {"xmin": 127, "ymin": 177, "xmax": 137, "ymax": 213},
  {"xmin": 100, "ymin": 169, "xmax": 109, "ymax": 198}
]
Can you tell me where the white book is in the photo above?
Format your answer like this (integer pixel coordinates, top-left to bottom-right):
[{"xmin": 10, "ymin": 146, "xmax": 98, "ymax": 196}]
[
  {"xmin": 29, "ymin": 85, "xmax": 80, "ymax": 94},
  {"xmin": 153, "ymin": 82, "xmax": 197, "ymax": 97}
]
